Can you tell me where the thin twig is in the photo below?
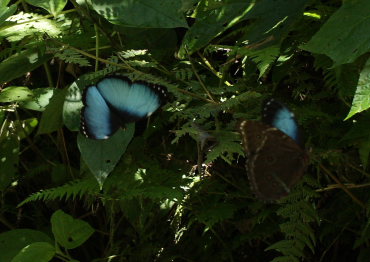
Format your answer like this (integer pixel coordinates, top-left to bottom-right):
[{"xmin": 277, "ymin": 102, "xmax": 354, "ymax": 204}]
[{"xmin": 319, "ymin": 163, "xmax": 366, "ymax": 209}]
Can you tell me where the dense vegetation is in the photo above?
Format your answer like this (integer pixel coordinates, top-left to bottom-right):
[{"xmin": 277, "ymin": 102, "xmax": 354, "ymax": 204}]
[{"xmin": 0, "ymin": 0, "xmax": 370, "ymax": 261}]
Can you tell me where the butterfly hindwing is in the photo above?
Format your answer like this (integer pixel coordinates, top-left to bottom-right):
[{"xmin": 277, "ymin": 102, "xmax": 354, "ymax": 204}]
[{"xmin": 81, "ymin": 77, "xmax": 167, "ymax": 139}]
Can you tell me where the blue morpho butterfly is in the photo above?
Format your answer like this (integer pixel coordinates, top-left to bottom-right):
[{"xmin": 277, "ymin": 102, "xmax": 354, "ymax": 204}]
[
  {"xmin": 81, "ymin": 77, "xmax": 167, "ymax": 139},
  {"xmin": 239, "ymin": 99, "xmax": 308, "ymax": 201}
]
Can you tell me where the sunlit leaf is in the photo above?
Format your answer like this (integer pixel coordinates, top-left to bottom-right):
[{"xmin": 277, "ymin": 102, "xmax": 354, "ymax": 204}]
[
  {"xmin": 303, "ymin": 0, "xmax": 370, "ymax": 66},
  {"xmin": 1, "ymin": 12, "xmax": 62, "ymax": 42},
  {"xmin": 0, "ymin": 0, "xmax": 17, "ymax": 25},
  {"xmin": 19, "ymin": 88, "xmax": 54, "ymax": 111},
  {"xmin": 0, "ymin": 86, "xmax": 33, "ymax": 102},
  {"xmin": 345, "ymin": 58, "xmax": 370, "ymax": 120}
]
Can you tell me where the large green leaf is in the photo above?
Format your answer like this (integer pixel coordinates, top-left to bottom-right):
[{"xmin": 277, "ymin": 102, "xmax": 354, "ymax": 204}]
[
  {"xmin": 0, "ymin": 229, "xmax": 52, "ymax": 262},
  {"xmin": 0, "ymin": 13, "xmax": 61, "ymax": 42},
  {"xmin": 90, "ymin": 0, "xmax": 187, "ymax": 28},
  {"xmin": 0, "ymin": 87, "xmax": 54, "ymax": 112},
  {"xmin": 0, "ymin": 48, "xmax": 52, "ymax": 83},
  {"xmin": 345, "ymin": 58, "xmax": 370, "ymax": 120},
  {"xmin": 63, "ymin": 80, "xmax": 87, "ymax": 132},
  {"xmin": 11, "ymin": 242, "xmax": 55, "ymax": 262},
  {"xmin": 37, "ymin": 88, "xmax": 67, "ymax": 135},
  {"xmin": 238, "ymin": 0, "xmax": 308, "ymax": 46},
  {"xmin": 19, "ymin": 88, "xmax": 55, "ymax": 112},
  {"xmin": 51, "ymin": 210, "xmax": 94, "ymax": 249},
  {"xmin": 0, "ymin": 0, "xmax": 17, "ymax": 25},
  {"xmin": 178, "ymin": 0, "xmax": 253, "ymax": 58},
  {"xmin": 178, "ymin": 0, "xmax": 307, "ymax": 58},
  {"xmin": 25, "ymin": 0, "xmax": 67, "ymax": 16},
  {"xmin": 303, "ymin": 0, "xmax": 370, "ymax": 66},
  {"xmin": 78, "ymin": 124, "xmax": 135, "ymax": 187},
  {"xmin": 0, "ymin": 86, "xmax": 33, "ymax": 102}
]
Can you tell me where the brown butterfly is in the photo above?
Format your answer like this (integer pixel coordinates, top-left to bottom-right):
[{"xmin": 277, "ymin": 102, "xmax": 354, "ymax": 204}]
[{"xmin": 239, "ymin": 100, "xmax": 309, "ymax": 201}]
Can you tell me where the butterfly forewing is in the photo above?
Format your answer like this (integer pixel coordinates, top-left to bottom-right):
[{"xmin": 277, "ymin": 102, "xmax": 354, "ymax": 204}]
[
  {"xmin": 262, "ymin": 98, "xmax": 303, "ymax": 147},
  {"xmin": 239, "ymin": 120, "xmax": 270, "ymax": 157}
]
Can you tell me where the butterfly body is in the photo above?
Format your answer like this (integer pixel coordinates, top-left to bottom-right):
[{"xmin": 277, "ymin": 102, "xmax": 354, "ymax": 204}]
[
  {"xmin": 239, "ymin": 99, "xmax": 308, "ymax": 201},
  {"xmin": 81, "ymin": 77, "xmax": 167, "ymax": 139}
]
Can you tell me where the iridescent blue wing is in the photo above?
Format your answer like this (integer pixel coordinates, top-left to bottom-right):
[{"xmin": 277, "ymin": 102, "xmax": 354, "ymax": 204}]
[
  {"xmin": 262, "ymin": 99, "xmax": 302, "ymax": 146},
  {"xmin": 81, "ymin": 77, "xmax": 167, "ymax": 139},
  {"xmin": 96, "ymin": 77, "xmax": 166, "ymax": 122},
  {"xmin": 81, "ymin": 86, "xmax": 122, "ymax": 139}
]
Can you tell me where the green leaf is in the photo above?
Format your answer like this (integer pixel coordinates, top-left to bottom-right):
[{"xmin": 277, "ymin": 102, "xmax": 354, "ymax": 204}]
[
  {"xmin": 303, "ymin": 0, "xmax": 370, "ymax": 66},
  {"xmin": 0, "ymin": 0, "xmax": 17, "ymax": 25},
  {"xmin": 37, "ymin": 88, "xmax": 67, "ymax": 135},
  {"xmin": 19, "ymin": 88, "xmax": 55, "ymax": 111},
  {"xmin": 78, "ymin": 124, "xmax": 135, "ymax": 187},
  {"xmin": 0, "ymin": 48, "xmax": 52, "ymax": 83},
  {"xmin": 51, "ymin": 209, "xmax": 95, "ymax": 249},
  {"xmin": 0, "ymin": 229, "xmax": 52, "ymax": 262},
  {"xmin": 11, "ymin": 242, "xmax": 55, "ymax": 262},
  {"xmin": 25, "ymin": 0, "xmax": 67, "ymax": 16},
  {"xmin": 178, "ymin": 0, "xmax": 253, "ymax": 58},
  {"xmin": 179, "ymin": 0, "xmax": 307, "ymax": 58},
  {"xmin": 0, "ymin": 86, "xmax": 33, "ymax": 102},
  {"xmin": 238, "ymin": 0, "xmax": 307, "ymax": 46},
  {"xmin": 345, "ymin": 58, "xmax": 370, "ymax": 120},
  {"xmin": 14, "ymin": 118, "xmax": 38, "ymax": 140},
  {"xmin": 0, "ymin": 13, "xmax": 62, "ymax": 41},
  {"xmin": 91, "ymin": 0, "xmax": 188, "ymax": 28},
  {"xmin": 63, "ymin": 81, "xmax": 84, "ymax": 132}
]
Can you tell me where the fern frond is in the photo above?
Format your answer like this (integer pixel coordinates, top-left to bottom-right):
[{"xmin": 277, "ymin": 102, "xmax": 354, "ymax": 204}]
[
  {"xmin": 205, "ymin": 131, "xmax": 243, "ymax": 164},
  {"xmin": 249, "ymin": 46, "xmax": 280, "ymax": 78},
  {"xmin": 54, "ymin": 49, "xmax": 91, "ymax": 67},
  {"xmin": 117, "ymin": 49, "xmax": 148, "ymax": 59},
  {"xmin": 124, "ymin": 60, "xmax": 157, "ymax": 68},
  {"xmin": 2, "ymin": 12, "xmax": 62, "ymax": 42},
  {"xmin": 18, "ymin": 177, "xmax": 99, "ymax": 207},
  {"xmin": 174, "ymin": 67, "xmax": 194, "ymax": 82},
  {"xmin": 267, "ymin": 179, "xmax": 319, "ymax": 261}
]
